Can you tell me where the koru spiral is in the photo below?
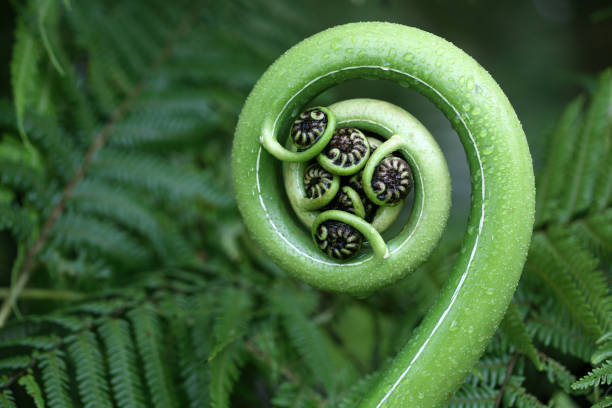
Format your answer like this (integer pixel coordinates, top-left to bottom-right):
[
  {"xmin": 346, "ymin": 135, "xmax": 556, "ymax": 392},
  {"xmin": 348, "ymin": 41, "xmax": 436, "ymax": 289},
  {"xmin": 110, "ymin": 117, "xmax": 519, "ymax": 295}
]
[{"xmin": 232, "ymin": 23, "xmax": 535, "ymax": 407}]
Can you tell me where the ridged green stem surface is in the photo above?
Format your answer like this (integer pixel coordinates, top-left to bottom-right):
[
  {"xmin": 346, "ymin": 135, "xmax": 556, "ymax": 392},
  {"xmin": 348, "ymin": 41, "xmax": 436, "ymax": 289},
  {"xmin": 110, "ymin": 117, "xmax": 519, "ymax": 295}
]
[{"xmin": 232, "ymin": 22, "xmax": 535, "ymax": 407}]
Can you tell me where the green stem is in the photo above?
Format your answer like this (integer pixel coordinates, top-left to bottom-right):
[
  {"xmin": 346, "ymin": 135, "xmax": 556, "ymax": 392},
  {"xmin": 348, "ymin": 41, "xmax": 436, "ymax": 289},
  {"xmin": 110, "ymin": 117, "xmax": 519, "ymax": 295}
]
[{"xmin": 0, "ymin": 287, "xmax": 83, "ymax": 301}]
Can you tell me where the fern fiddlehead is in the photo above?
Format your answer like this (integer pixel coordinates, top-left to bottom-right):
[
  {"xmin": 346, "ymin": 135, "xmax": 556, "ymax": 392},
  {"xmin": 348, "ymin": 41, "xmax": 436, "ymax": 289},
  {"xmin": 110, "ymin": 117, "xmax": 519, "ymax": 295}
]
[{"xmin": 232, "ymin": 22, "xmax": 535, "ymax": 408}]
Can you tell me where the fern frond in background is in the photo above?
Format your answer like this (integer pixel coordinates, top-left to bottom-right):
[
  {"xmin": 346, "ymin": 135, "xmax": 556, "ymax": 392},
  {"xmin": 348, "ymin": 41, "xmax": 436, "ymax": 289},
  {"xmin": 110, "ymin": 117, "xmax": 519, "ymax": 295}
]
[{"xmin": 0, "ymin": 0, "xmax": 611, "ymax": 407}]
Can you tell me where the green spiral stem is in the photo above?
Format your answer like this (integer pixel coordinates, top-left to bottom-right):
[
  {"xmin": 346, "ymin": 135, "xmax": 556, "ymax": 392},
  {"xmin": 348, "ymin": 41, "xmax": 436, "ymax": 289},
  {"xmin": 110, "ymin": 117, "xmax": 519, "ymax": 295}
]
[{"xmin": 232, "ymin": 22, "xmax": 535, "ymax": 407}]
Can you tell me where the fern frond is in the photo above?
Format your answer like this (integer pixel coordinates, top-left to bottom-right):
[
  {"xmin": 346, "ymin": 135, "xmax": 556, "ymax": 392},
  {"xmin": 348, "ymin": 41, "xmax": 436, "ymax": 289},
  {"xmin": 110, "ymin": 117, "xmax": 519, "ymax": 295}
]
[
  {"xmin": 210, "ymin": 341, "xmax": 246, "ymax": 408},
  {"xmin": 526, "ymin": 231, "xmax": 611, "ymax": 339},
  {"xmin": 466, "ymin": 355, "xmax": 513, "ymax": 388},
  {"xmin": 592, "ymin": 395, "xmax": 612, "ymax": 408},
  {"xmin": 37, "ymin": 0, "xmax": 66, "ymax": 75},
  {"xmin": 99, "ymin": 318, "xmax": 146, "ymax": 408},
  {"xmin": 271, "ymin": 382, "xmax": 320, "ymax": 408},
  {"xmin": 0, "ymin": 356, "xmax": 33, "ymax": 371},
  {"xmin": 572, "ymin": 361, "xmax": 612, "ymax": 390},
  {"xmin": 500, "ymin": 303, "xmax": 542, "ymax": 370},
  {"xmin": 91, "ymin": 149, "xmax": 233, "ymax": 208},
  {"xmin": 11, "ymin": 14, "xmax": 42, "ymax": 142},
  {"xmin": 445, "ymin": 383, "xmax": 496, "ymax": 408},
  {"xmin": 128, "ymin": 305, "xmax": 178, "ymax": 408},
  {"xmin": 273, "ymin": 285, "xmax": 337, "ymax": 394},
  {"xmin": 540, "ymin": 354, "xmax": 576, "ymax": 393},
  {"xmin": 526, "ymin": 307, "xmax": 595, "ymax": 361},
  {"xmin": 37, "ymin": 349, "xmax": 72, "ymax": 408},
  {"xmin": 0, "ymin": 389, "xmax": 17, "ymax": 408},
  {"xmin": 51, "ymin": 212, "xmax": 154, "ymax": 269},
  {"xmin": 503, "ymin": 376, "xmax": 546, "ymax": 408},
  {"xmin": 67, "ymin": 331, "xmax": 112, "ymax": 408},
  {"xmin": 17, "ymin": 374, "xmax": 45, "ymax": 408}
]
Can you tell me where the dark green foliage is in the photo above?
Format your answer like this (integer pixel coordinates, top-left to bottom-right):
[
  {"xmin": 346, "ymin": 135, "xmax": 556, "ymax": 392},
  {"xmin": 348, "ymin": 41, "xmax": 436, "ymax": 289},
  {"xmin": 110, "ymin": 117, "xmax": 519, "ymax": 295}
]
[{"xmin": 0, "ymin": 0, "xmax": 611, "ymax": 407}]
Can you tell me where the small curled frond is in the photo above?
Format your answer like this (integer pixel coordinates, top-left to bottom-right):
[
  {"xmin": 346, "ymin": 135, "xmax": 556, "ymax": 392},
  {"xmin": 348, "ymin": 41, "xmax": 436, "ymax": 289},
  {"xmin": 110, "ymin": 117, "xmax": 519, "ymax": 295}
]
[
  {"xmin": 303, "ymin": 164, "xmax": 334, "ymax": 200},
  {"xmin": 314, "ymin": 220, "xmax": 363, "ymax": 260},
  {"xmin": 325, "ymin": 186, "xmax": 366, "ymax": 219},
  {"xmin": 318, "ymin": 127, "xmax": 370, "ymax": 176},
  {"xmin": 291, "ymin": 108, "xmax": 329, "ymax": 150},
  {"xmin": 371, "ymin": 156, "xmax": 413, "ymax": 205}
]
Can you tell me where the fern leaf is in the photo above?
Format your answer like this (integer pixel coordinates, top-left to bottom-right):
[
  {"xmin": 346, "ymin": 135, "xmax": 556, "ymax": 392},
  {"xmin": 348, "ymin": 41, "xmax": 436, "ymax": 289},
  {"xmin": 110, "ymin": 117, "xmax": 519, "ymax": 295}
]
[
  {"xmin": 503, "ymin": 376, "xmax": 546, "ymax": 408},
  {"xmin": 67, "ymin": 331, "xmax": 112, "ymax": 408},
  {"xmin": 0, "ymin": 356, "xmax": 32, "ymax": 371},
  {"xmin": 128, "ymin": 305, "xmax": 178, "ymax": 408},
  {"xmin": 0, "ymin": 389, "xmax": 17, "ymax": 408},
  {"xmin": 10, "ymin": 16, "xmax": 42, "ymax": 143},
  {"xmin": 573, "ymin": 70, "xmax": 612, "ymax": 215},
  {"xmin": 210, "ymin": 341, "xmax": 246, "ymax": 408},
  {"xmin": 527, "ymin": 232, "xmax": 609, "ymax": 338},
  {"xmin": 98, "ymin": 318, "xmax": 146, "ymax": 408},
  {"xmin": 467, "ymin": 355, "xmax": 513, "ymax": 388},
  {"xmin": 535, "ymin": 96, "xmax": 584, "ymax": 226},
  {"xmin": 273, "ymin": 285, "xmax": 337, "ymax": 394},
  {"xmin": 571, "ymin": 360, "xmax": 612, "ymax": 390},
  {"xmin": 91, "ymin": 150, "xmax": 233, "ymax": 208},
  {"xmin": 445, "ymin": 383, "xmax": 496, "ymax": 408},
  {"xmin": 18, "ymin": 374, "xmax": 45, "ymax": 408},
  {"xmin": 51, "ymin": 212, "xmax": 154, "ymax": 268},
  {"xmin": 559, "ymin": 70, "xmax": 612, "ymax": 221},
  {"xmin": 37, "ymin": 349, "xmax": 72, "ymax": 408},
  {"xmin": 500, "ymin": 303, "xmax": 542, "ymax": 370},
  {"xmin": 337, "ymin": 370, "xmax": 382, "ymax": 408},
  {"xmin": 166, "ymin": 295, "xmax": 211, "ymax": 408},
  {"xmin": 526, "ymin": 308, "xmax": 595, "ymax": 361},
  {"xmin": 540, "ymin": 354, "xmax": 576, "ymax": 393},
  {"xmin": 592, "ymin": 395, "xmax": 612, "ymax": 408},
  {"xmin": 271, "ymin": 382, "xmax": 320, "ymax": 408},
  {"xmin": 209, "ymin": 287, "xmax": 252, "ymax": 360},
  {"xmin": 37, "ymin": 0, "xmax": 65, "ymax": 75}
]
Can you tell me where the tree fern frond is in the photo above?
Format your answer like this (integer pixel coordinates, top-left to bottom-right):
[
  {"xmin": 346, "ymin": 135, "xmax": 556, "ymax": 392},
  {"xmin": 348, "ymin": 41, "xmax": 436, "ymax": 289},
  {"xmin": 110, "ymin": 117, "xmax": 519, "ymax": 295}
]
[
  {"xmin": 503, "ymin": 376, "xmax": 546, "ymax": 408},
  {"xmin": 0, "ymin": 389, "xmax": 17, "ymax": 408},
  {"xmin": 98, "ymin": 318, "xmax": 146, "ymax": 408},
  {"xmin": 273, "ymin": 285, "xmax": 337, "ymax": 394},
  {"xmin": 337, "ymin": 370, "xmax": 382, "ymax": 408},
  {"xmin": 10, "ymin": 14, "xmax": 42, "ymax": 143},
  {"xmin": 210, "ymin": 288, "xmax": 253, "ymax": 359},
  {"xmin": 592, "ymin": 395, "xmax": 612, "ymax": 408},
  {"xmin": 526, "ymin": 307, "xmax": 595, "ymax": 361},
  {"xmin": 210, "ymin": 341, "xmax": 246, "ymax": 408},
  {"xmin": 500, "ymin": 303, "xmax": 542, "ymax": 370},
  {"xmin": 271, "ymin": 382, "xmax": 320, "ymax": 408},
  {"xmin": 37, "ymin": 0, "xmax": 66, "ymax": 75},
  {"xmin": 37, "ymin": 349, "xmax": 72, "ymax": 408},
  {"xmin": 445, "ymin": 383, "xmax": 496, "ymax": 408},
  {"xmin": 572, "ymin": 70, "xmax": 612, "ymax": 216},
  {"xmin": 91, "ymin": 150, "xmax": 233, "ymax": 208},
  {"xmin": 0, "ymin": 356, "xmax": 33, "ymax": 372},
  {"xmin": 166, "ymin": 294, "xmax": 212, "ymax": 408},
  {"xmin": 69, "ymin": 180, "xmax": 193, "ymax": 264},
  {"xmin": 67, "ymin": 331, "xmax": 112, "ymax": 408},
  {"xmin": 466, "ymin": 355, "xmax": 513, "ymax": 389},
  {"xmin": 17, "ymin": 374, "xmax": 45, "ymax": 408},
  {"xmin": 540, "ymin": 354, "xmax": 576, "ymax": 393},
  {"xmin": 0, "ymin": 205, "xmax": 34, "ymax": 242},
  {"xmin": 571, "ymin": 360, "xmax": 612, "ymax": 390},
  {"xmin": 526, "ymin": 232, "xmax": 610, "ymax": 339},
  {"xmin": 128, "ymin": 305, "xmax": 178, "ymax": 408},
  {"xmin": 557, "ymin": 70, "xmax": 612, "ymax": 222},
  {"xmin": 50, "ymin": 212, "xmax": 154, "ymax": 269}
]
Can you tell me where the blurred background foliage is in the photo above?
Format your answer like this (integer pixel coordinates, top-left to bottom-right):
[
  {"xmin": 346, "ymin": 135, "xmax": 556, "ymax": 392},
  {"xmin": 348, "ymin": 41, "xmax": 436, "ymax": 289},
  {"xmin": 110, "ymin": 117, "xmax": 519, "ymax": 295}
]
[{"xmin": 0, "ymin": 0, "xmax": 610, "ymax": 407}]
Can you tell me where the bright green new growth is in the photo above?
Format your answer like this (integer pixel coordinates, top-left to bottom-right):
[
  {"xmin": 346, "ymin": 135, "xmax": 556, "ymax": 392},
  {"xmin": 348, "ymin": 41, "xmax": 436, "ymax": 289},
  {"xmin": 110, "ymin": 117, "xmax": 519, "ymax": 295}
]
[{"xmin": 232, "ymin": 22, "xmax": 535, "ymax": 407}]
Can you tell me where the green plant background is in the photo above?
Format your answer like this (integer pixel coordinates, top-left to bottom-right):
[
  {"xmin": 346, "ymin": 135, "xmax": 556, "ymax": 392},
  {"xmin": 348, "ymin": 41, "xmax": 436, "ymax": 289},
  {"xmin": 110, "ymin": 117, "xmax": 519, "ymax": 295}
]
[{"xmin": 0, "ymin": 0, "xmax": 610, "ymax": 407}]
